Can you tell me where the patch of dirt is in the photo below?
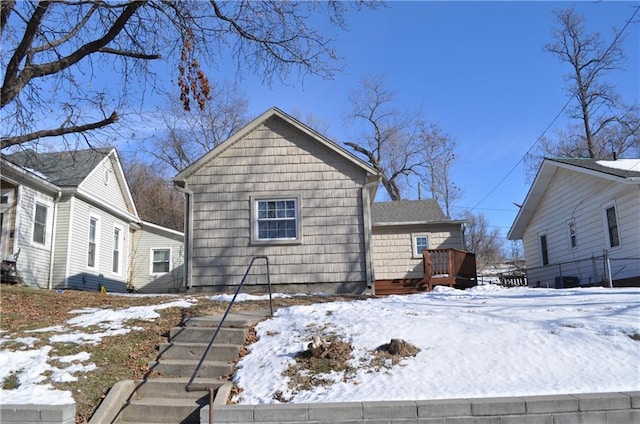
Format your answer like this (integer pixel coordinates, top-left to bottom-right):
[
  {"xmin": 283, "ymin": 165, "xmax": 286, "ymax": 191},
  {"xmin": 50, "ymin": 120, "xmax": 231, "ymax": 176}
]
[{"xmin": 370, "ymin": 339, "xmax": 421, "ymax": 370}]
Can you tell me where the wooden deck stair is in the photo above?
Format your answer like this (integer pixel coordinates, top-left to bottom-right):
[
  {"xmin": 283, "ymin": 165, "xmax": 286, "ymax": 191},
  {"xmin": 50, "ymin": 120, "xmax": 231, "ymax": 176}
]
[{"xmin": 375, "ymin": 248, "xmax": 477, "ymax": 296}]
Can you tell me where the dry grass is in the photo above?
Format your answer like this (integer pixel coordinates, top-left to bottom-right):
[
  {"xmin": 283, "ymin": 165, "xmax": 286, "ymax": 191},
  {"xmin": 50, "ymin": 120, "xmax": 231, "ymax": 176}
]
[{"xmin": 0, "ymin": 285, "xmax": 369, "ymax": 423}]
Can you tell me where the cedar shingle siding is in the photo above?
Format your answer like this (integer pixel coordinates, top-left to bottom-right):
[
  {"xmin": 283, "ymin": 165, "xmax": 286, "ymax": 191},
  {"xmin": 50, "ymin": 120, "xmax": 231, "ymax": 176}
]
[{"xmin": 181, "ymin": 114, "xmax": 375, "ymax": 293}]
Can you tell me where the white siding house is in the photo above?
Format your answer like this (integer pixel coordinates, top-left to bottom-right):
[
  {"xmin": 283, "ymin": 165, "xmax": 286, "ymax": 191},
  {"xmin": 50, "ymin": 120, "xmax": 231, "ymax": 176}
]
[
  {"xmin": 1, "ymin": 148, "xmax": 185, "ymax": 293},
  {"xmin": 508, "ymin": 158, "xmax": 640, "ymax": 287},
  {"xmin": 130, "ymin": 221, "xmax": 184, "ymax": 293}
]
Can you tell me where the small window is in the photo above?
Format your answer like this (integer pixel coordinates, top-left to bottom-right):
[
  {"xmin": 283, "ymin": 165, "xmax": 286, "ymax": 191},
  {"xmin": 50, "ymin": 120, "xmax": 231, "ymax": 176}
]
[
  {"xmin": 250, "ymin": 195, "xmax": 302, "ymax": 245},
  {"xmin": 88, "ymin": 217, "xmax": 98, "ymax": 268},
  {"xmin": 112, "ymin": 227, "xmax": 121, "ymax": 274},
  {"xmin": 413, "ymin": 235, "xmax": 429, "ymax": 257},
  {"xmin": 0, "ymin": 196, "xmax": 8, "ymax": 205},
  {"xmin": 568, "ymin": 220, "xmax": 577, "ymax": 249},
  {"xmin": 605, "ymin": 206, "xmax": 620, "ymax": 248},
  {"xmin": 152, "ymin": 249, "xmax": 170, "ymax": 274},
  {"xmin": 33, "ymin": 203, "xmax": 47, "ymax": 244},
  {"xmin": 539, "ymin": 234, "xmax": 549, "ymax": 266}
]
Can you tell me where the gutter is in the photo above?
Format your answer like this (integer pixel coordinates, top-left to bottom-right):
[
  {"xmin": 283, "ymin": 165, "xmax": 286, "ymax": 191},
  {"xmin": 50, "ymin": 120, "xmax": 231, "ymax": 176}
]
[
  {"xmin": 174, "ymin": 181, "xmax": 193, "ymax": 290},
  {"xmin": 361, "ymin": 176, "xmax": 381, "ymax": 291},
  {"xmin": 47, "ymin": 190, "xmax": 62, "ymax": 290}
]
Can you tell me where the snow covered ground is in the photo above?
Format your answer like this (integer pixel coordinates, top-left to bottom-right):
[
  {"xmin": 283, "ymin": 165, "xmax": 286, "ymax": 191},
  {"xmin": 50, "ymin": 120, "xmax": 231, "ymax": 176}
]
[
  {"xmin": 1, "ymin": 285, "xmax": 638, "ymax": 407},
  {"xmin": 232, "ymin": 285, "xmax": 640, "ymax": 404},
  {"xmin": 0, "ymin": 298, "xmax": 196, "ymax": 405}
]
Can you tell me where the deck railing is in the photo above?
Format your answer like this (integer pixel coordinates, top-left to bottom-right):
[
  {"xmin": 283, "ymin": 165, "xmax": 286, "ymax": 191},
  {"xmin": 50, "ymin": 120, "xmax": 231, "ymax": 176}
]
[{"xmin": 423, "ymin": 248, "xmax": 477, "ymax": 288}]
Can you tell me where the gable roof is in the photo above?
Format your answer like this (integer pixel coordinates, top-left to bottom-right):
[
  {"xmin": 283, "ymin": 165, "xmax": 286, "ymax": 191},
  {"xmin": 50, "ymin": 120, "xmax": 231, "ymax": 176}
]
[
  {"xmin": 5, "ymin": 148, "xmax": 114, "ymax": 187},
  {"xmin": 372, "ymin": 200, "xmax": 462, "ymax": 226},
  {"xmin": 3, "ymin": 147, "xmax": 140, "ymax": 222},
  {"xmin": 174, "ymin": 106, "xmax": 379, "ymax": 184},
  {"xmin": 508, "ymin": 157, "xmax": 640, "ymax": 240}
]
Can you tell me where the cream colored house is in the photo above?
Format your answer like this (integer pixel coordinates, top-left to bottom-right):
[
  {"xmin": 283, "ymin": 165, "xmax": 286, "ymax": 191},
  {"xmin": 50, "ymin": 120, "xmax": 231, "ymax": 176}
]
[
  {"xmin": 174, "ymin": 107, "xmax": 468, "ymax": 294},
  {"xmin": 372, "ymin": 200, "xmax": 466, "ymax": 282}
]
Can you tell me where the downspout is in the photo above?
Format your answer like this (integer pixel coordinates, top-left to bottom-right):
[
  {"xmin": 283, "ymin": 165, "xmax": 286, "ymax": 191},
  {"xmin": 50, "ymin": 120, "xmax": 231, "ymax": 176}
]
[
  {"xmin": 47, "ymin": 190, "xmax": 62, "ymax": 290},
  {"xmin": 174, "ymin": 182, "xmax": 193, "ymax": 290},
  {"xmin": 361, "ymin": 176, "xmax": 381, "ymax": 292}
]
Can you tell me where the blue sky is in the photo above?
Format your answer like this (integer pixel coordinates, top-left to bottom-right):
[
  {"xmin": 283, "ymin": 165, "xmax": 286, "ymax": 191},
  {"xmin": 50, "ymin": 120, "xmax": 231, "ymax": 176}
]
[
  {"xmin": 129, "ymin": 1, "xmax": 639, "ymax": 244},
  {"xmin": 241, "ymin": 1, "xmax": 639, "ymax": 242}
]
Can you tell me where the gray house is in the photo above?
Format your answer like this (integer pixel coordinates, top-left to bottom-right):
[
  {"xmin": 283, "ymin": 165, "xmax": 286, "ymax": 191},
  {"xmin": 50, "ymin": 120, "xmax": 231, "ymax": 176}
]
[
  {"xmin": 174, "ymin": 107, "xmax": 469, "ymax": 294},
  {"xmin": 1, "ymin": 148, "xmax": 184, "ymax": 292},
  {"xmin": 508, "ymin": 158, "xmax": 640, "ymax": 287}
]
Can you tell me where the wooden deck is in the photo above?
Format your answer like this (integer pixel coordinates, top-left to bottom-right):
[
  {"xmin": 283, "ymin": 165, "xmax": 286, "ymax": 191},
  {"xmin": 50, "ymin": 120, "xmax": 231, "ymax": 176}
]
[{"xmin": 375, "ymin": 248, "xmax": 477, "ymax": 296}]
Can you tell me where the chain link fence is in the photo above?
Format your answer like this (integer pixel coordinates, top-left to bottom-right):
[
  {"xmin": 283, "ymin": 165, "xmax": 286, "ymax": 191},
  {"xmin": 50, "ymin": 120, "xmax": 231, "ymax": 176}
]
[{"xmin": 525, "ymin": 254, "xmax": 640, "ymax": 288}]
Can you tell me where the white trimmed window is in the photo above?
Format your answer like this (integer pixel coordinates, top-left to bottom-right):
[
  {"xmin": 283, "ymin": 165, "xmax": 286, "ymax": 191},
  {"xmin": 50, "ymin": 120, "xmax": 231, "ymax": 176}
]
[
  {"xmin": 87, "ymin": 216, "xmax": 99, "ymax": 268},
  {"xmin": 604, "ymin": 204, "xmax": 620, "ymax": 248},
  {"xmin": 151, "ymin": 248, "xmax": 171, "ymax": 274},
  {"xmin": 412, "ymin": 234, "xmax": 429, "ymax": 257},
  {"xmin": 112, "ymin": 226, "xmax": 122, "ymax": 274},
  {"xmin": 250, "ymin": 195, "xmax": 302, "ymax": 244},
  {"xmin": 32, "ymin": 203, "xmax": 48, "ymax": 245},
  {"xmin": 539, "ymin": 233, "xmax": 549, "ymax": 266},
  {"xmin": 567, "ymin": 220, "xmax": 577, "ymax": 249}
]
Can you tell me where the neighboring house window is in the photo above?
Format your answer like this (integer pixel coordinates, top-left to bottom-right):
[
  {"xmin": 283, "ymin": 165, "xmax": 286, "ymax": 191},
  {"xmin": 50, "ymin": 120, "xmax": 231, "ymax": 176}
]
[
  {"xmin": 112, "ymin": 227, "xmax": 121, "ymax": 274},
  {"xmin": 539, "ymin": 233, "xmax": 549, "ymax": 266},
  {"xmin": 413, "ymin": 235, "xmax": 429, "ymax": 257},
  {"xmin": 604, "ymin": 205, "xmax": 620, "ymax": 248},
  {"xmin": 32, "ymin": 203, "xmax": 47, "ymax": 245},
  {"xmin": 152, "ymin": 248, "xmax": 171, "ymax": 274},
  {"xmin": 250, "ymin": 195, "xmax": 302, "ymax": 244},
  {"xmin": 88, "ymin": 217, "xmax": 99, "ymax": 268},
  {"xmin": 568, "ymin": 220, "xmax": 577, "ymax": 249}
]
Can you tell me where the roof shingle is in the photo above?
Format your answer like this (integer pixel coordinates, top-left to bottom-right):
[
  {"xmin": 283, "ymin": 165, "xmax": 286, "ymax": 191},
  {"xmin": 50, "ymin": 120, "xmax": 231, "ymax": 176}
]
[
  {"xmin": 372, "ymin": 199, "xmax": 446, "ymax": 224},
  {"xmin": 5, "ymin": 148, "xmax": 112, "ymax": 187}
]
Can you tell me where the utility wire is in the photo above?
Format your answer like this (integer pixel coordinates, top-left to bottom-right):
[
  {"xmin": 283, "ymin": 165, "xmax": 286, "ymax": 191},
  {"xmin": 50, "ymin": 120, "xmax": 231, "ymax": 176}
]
[{"xmin": 469, "ymin": 5, "xmax": 640, "ymax": 213}]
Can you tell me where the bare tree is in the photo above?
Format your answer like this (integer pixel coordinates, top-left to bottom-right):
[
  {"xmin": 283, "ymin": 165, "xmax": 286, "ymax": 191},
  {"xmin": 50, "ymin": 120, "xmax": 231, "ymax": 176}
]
[
  {"xmin": 535, "ymin": 7, "xmax": 639, "ymax": 164},
  {"xmin": 419, "ymin": 122, "xmax": 460, "ymax": 218},
  {"xmin": 124, "ymin": 159, "xmax": 184, "ymax": 231},
  {"xmin": 343, "ymin": 74, "xmax": 426, "ymax": 200},
  {"xmin": 144, "ymin": 81, "xmax": 250, "ymax": 173},
  {"xmin": 1, "ymin": 1, "xmax": 377, "ymax": 150},
  {"xmin": 464, "ymin": 211, "xmax": 504, "ymax": 268}
]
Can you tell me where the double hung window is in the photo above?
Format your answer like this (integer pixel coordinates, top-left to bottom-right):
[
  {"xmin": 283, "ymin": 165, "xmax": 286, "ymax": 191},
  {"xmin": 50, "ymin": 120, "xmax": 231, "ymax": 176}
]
[
  {"xmin": 413, "ymin": 235, "xmax": 429, "ymax": 257},
  {"xmin": 33, "ymin": 203, "xmax": 47, "ymax": 245},
  {"xmin": 152, "ymin": 249, "xmax": 170, "ymax": 274},
  {"xmin": 605, "ymin": 205, "xmax": 620, "ymax": 248},
  {"xmin": 251, "ymin": 195, "xmax": 302, "ymax": 244},
  {"xmin": 88, "ymin": 217, "xmax": 98, "ymax": 268}
]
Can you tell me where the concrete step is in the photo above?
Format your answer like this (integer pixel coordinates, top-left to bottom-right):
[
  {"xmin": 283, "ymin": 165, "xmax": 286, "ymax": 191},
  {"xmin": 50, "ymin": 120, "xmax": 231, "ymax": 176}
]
[
  {"xmin": 132, "ymin": 377, "xmax": 226, "ymax": 399},
  {"xmin": 169, "ymin": 326, "xmax": 248, "ymax": 344},
  {"xmin": 120, "ymin": 397, "xmax": 203, "ymax": 424},
  {"xmin": 149, "ymin": 359, "xmax": 233, "ymax": 379},
  {"xmin": 158, "ymin": 342, "xmax": 241, "ymax": 362},
  {"xmin": 183, "ymin": 310, "xmax": 270, "ymax": 328}
]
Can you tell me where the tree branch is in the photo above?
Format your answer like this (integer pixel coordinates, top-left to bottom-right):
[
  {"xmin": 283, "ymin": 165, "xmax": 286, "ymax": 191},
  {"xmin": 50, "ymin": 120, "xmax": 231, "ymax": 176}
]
[
  {"xmin": 1, "ymin": 1, "xmax": 144, "ymax": 108},
  {"xmin": 1, "ymin": 111, "xmax": 118, "ymax": 149}
]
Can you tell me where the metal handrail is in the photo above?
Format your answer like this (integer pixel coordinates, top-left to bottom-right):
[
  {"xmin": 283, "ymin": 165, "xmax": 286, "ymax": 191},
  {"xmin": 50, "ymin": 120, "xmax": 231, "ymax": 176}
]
[{"xmin": 185, "ymin": 256, "xmax": 272, "ymax": 424}]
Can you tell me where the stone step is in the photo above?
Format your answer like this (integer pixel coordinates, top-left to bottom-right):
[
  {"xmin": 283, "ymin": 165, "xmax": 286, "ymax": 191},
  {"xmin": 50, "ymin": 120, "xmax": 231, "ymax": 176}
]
[
  {"xmin": 169, "ymin": 326, "xmax": 248, "ymax": 344},
  {"xmin": 132, "ymin": 377, "xmax": 226, "ymax": 399},
  {"xmin": 158, "ymin": 342, "xmax": 241, "ymax": 362},
  {"xmin": 120, "ymin": 397, "xmax": 203, "ymax": 424},
  {"xmin": 149, "ymin": 359, "xmax": 233, "ymax": 379},
  {"xmin": 183, "ymin": 310, "xmax": 270, "ymax": 328}
]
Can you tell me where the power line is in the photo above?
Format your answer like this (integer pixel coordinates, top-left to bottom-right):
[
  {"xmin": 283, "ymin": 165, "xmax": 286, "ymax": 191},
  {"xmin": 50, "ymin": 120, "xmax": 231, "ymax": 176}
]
[{"xmin": 469, "ymin": 5, "xmax": 640, "ymax": 213}]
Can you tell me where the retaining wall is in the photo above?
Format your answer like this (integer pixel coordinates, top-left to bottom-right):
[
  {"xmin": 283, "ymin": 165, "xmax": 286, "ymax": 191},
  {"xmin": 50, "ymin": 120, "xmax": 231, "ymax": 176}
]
[
  {"xmin": 205, "ymin": 391, "xmax": 640, "ymax": 424},
  {"xmin": 0, "ymin": 404, "xmax": 75, "ymax": 424}
]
